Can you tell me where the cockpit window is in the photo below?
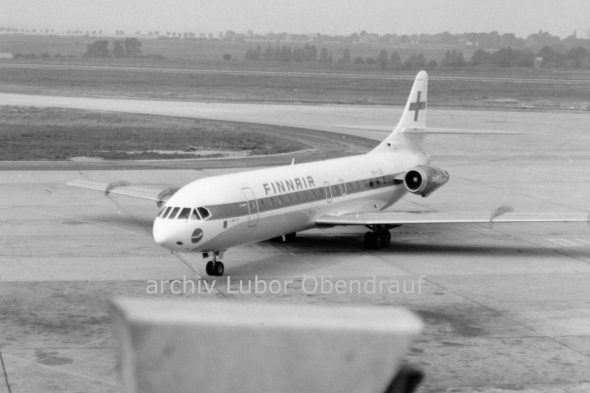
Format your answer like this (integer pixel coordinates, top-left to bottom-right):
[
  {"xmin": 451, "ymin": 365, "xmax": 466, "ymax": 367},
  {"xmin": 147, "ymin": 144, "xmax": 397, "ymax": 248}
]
[
  {"xmin": 190, "ymin": 209, "xmax": 200, "ymax": 220},
  {"xmin": 177, "ymin": 208, "xmax": 191, "ymax": 220},
  {"xmin": 161, "ymin": 206, "xmax": 172, "ymax": 219},
  {"xmin": 197, "ymin": 207, "xmax": 211, "ymax": 220},
  {"xmin": 168, "ymin": 207, "xmax": 180, "ymax": 219}
]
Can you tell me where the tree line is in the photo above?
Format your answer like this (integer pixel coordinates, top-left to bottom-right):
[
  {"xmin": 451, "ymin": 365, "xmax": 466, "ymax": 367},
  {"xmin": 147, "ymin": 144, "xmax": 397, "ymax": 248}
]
[
  {"xmin": 244, "ymin": 45, "xmax": 590, "ymax": 70},
  {"xmin": 245, "ymin": 45, "xmax": 440, "ymax": 69},
  {"xmin": 83, "ymin": 38, "xmax": 144, "ymax": 58}
]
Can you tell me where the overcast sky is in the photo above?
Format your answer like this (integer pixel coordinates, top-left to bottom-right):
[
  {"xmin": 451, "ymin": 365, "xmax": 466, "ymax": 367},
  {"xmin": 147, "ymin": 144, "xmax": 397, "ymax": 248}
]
[{"xmin": 2, "ymin": 0, "xmax": 589, "ymax": 38}]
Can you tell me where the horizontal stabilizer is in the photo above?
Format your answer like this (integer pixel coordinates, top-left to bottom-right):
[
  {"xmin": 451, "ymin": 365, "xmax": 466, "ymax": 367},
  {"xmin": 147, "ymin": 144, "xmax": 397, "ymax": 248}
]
[
  {"xmin": 403, "ymin": 127, "xmax": 520, "ymax": 135},
  {"xmin": 67, "ymin": 180, "xmax": 178, "ymax": 206},
  {"xmin": 332, "ymin": 125, "xmax": 519, "ymax": 135},
  {"xmin": 332, "ymin": 125, "xmax": 392, "ymax": 132}
]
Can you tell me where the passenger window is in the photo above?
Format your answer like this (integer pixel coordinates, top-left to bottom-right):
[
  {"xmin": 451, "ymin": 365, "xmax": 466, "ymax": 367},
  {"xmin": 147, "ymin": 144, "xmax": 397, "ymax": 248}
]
[
  {"xmin": 190, "ymin": 209, "xmax": 200, "ymax": 220},
  {"xmin": 168, "ymin": 207, "xmax": 180, "ymax": 219},
  {"xmin": 339, "ymin": 181, "xmax": 347, "ymax": 194},
  {"xmin": 157, "ymin": 209, "xmax": 165, "ymax": 218},
  {"xmin": 298, "ymin": 191, "xmax": 306, "ymax": 201},
  {"xmin": 306, "ymin": 190, "xmax": 314, "ymax": 200},
  {"xmin": 275, "ymin": 197, "xmax": 282, "ymax": 206},
  {"xmin": 197, "ymin": 207, "xmax": 211, "ymax": 220},
  {"xmin": 281, "ymin": 195, "xmax": 290, "ymax": 204},
  {"xmin": 177, "ymin": 208, "xmax": 191, "ymax": 220},
  {"xmin": 291, "ymin": 193, "xmax": 299, "ymax": 202},
  {"xmin": 268, "ymin": 198, "xmax": 274, "ymax": 207}
]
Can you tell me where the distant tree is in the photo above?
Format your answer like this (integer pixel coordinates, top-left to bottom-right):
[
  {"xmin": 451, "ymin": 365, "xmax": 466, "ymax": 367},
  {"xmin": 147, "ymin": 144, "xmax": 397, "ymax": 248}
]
[
  {"xmin": 319, "ymin": 47, "xmax": 329, "ymax": 63},
  {"xmin": 263, "ymin": 45, "xmax": 273, "ymax": 61},
  {"xmin": 366, "ymin": 57, "xmax": 376, "ymax": 65},
  {"xmin": 427, "ymin": 59, "xmax": 438, "ymax": 68},
  {"xmin": 83, "ymin": 40, "xmax": 110, "ymax": 58},
  {"xmin": 538, "ymin": 46, "xmax": 562, "ymax": 68},
  {"xmin": 390, "ymin": 51, "xmax": 401, "ymax": 69},
  {"xmin": 292, "ymin": 47, "xmax": 305, "ymax": 62},
  {"xmin": 471, "ymin": 49, "xmax": 491, "ymax": 66},
  {"xmin": 353, "ymin": 56, "xmax": 365, "ymax": 64},
  {"xmin": 341, "ymin": 48, "xmax": 351, "ymax": 63},
  {"xmin": 40, "ymin": 52, "xmax": 50, "ymax": 59},
  {"xmin": 440, "ymin": 50, "xmax": 467, "ymax": 67},
  {"xmin": 566, "ymin": 46, "xmax": 589, "ymax": 68},
  {"xmin": 223, "ymin": 53, "xmax": 232, "ymax": 61},
  {"xmin": 112, "ymin": 41, "xmax": 125, "ymax": 58},
  {"xmin": 408, "ymin": 53, "xmax": 426, "ymax": 68},
  {"xmin": 244, "ymin": 46, "xmax": 262, "ymax": 61},
  {"xmin": 303, "ymin": 44, "xmax": 317, "ymax": 61},
  {"xmin": 124, "ymin": 38, "xmax": 142, "ymax": 58},
  {"xmin": 378, "ymin": 49, "xmax": 388, "ymax": 69}
]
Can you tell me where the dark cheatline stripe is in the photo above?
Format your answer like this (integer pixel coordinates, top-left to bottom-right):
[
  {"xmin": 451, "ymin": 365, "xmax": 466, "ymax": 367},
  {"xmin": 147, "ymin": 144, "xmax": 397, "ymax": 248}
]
[{"xmin": 204, "ymin": 173, "xmax": 403, "ymax": 221}]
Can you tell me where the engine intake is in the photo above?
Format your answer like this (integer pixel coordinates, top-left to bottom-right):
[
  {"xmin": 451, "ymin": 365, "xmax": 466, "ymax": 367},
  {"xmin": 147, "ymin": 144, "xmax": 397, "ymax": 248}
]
[{"xmin": 404, "ymin": 165, "xmax": 449, "ymax": 197}]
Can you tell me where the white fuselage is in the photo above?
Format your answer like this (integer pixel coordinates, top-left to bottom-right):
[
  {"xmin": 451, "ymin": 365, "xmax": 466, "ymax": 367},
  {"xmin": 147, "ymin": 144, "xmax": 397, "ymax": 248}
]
[{"xmin": 152, "ymin": 150, "xmax": 429, "ymax": 252}]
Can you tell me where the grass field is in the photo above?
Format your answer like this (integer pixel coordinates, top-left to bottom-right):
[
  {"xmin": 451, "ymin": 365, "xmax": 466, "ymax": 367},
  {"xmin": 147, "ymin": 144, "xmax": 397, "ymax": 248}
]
[{"xmin": 0, "ymin": 106, "xmax": 308, "ymax": 160}]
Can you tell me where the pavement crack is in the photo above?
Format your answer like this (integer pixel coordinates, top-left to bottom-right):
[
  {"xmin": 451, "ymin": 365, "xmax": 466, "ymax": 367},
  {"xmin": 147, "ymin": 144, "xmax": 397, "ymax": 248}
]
[{"xmin": 0, "ymin": 350, "xmax": 13, "ymax": 393}]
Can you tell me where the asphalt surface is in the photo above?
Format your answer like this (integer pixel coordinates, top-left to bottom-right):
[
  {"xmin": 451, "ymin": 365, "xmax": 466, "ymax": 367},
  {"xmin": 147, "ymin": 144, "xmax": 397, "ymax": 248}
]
[{"xmin": 1, "ymin": 95, "xmax": 590, "ymax": 393}]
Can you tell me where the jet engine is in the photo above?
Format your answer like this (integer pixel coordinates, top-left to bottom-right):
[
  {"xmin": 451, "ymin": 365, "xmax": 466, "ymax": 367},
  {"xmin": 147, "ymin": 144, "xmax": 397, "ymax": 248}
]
[{"xmin": 404, "ymin": 165, "xmax": 449, "ymax": 197}]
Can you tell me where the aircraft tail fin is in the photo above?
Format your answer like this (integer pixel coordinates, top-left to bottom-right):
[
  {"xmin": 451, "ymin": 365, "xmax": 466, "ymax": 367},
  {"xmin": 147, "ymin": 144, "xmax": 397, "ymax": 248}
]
[{"xmin": 371, "ymin": 71, "xmax": 428, "ymax": 153}]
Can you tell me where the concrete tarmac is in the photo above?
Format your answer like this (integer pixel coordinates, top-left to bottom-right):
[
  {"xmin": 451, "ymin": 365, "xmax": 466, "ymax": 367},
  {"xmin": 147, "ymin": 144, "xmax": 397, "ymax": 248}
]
[{"xmin": 1, "ymin": 98, "xmax": 590, "ymax": 392}]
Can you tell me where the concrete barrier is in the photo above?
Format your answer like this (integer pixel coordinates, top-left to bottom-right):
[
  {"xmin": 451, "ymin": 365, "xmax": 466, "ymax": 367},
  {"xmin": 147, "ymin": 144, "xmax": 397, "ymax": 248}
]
[{"xmin": 111, "ymin": 299, "xmax": 423, "ymax": 393}]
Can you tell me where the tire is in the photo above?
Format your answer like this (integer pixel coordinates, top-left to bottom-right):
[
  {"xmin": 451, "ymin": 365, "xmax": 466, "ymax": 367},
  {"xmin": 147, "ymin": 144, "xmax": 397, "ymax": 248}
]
[
  {"xmin": 215, "ymin": 262, "xmax": 225, "ymax": 276},
  {"xmin": 381, "ymin": 230, "xmax": 391, "ymax": 247},
  {"xmin": 205, "ymin": 261, "xmax": 214, "ymax": 276},
  {"xmin": 374, "ymin": 232, "xmax": 384, "ymax": 249},
  {"xmin": 364, "ymin": 232, "xmax": 375, "ymax": 249}
]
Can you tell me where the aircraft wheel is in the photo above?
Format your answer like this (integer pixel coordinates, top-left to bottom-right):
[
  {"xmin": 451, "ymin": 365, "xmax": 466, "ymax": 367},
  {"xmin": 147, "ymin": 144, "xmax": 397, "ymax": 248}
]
[
  {"xmin": 214, "ymin": 262, "xmax": 225, "ymax": 276},
  {"xmin": 364, "ymin": 232, "xmax": 376, "ymax": 249},
  {"xmin": 205, "ymin": 261, "xmax": 214, "ymax": 276},
  {"xmin": 381, "ymin": 230, "xmax": 391, "ymax": 247},
  {"xmin": 374, "ymin": 232, "xmax": 384, "ymax": 249}
]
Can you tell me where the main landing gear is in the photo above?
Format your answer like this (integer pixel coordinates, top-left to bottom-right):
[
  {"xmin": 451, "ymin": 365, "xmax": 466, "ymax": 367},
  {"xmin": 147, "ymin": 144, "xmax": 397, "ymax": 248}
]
[
  {"xmin": 269, "ymin": 232, "xmax": 297, "ymax": 243},
  {"xmin": 204, "ymin": 251, "xmax": 225, "ymax": 276},
  {"xmin": 364, "ymin": 225, "xmax": 392, "ymax": 250}
]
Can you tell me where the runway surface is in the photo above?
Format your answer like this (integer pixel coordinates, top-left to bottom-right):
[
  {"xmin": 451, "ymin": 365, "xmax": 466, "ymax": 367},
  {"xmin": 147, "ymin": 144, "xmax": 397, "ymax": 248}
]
[{"xmin": 1, "ymin": 95, "xmax": 590, "ymax": 392}]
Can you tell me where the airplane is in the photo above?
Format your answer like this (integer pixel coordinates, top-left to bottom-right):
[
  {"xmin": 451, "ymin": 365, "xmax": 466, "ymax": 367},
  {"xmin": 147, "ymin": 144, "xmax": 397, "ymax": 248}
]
[{"xmin": 68, "ymin": 71, "xmax": 589, "ymax": 276}]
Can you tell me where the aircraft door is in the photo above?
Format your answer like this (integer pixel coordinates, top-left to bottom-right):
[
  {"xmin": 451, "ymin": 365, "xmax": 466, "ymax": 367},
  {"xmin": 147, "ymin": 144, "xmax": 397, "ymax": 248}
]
[
  {"xmin": 324, "ymin": 182, "xmax": 332, "ymax": 203},
  {"xmin": 241, "ymin": 188, "xmax": 259, "ymax": 227}
]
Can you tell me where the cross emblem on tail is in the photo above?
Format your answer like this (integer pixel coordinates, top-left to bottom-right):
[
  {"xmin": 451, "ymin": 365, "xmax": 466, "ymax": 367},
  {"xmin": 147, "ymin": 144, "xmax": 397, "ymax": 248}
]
[{"xmin": 408, "ymin": 91, "xmax": 426, "ymax": 121}]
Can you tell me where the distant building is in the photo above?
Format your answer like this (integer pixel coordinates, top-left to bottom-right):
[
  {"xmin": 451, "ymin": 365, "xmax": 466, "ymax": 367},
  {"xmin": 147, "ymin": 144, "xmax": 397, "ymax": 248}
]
[{"xmin": 0, "ymin": 53, "xmax": 13, "ymax": 59}]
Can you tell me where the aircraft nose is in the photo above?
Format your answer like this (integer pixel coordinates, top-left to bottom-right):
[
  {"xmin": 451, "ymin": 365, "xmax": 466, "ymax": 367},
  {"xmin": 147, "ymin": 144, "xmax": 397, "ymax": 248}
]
[{"xmin": 153, "ymin": 218, "xmax": 183, "ymax": 250}]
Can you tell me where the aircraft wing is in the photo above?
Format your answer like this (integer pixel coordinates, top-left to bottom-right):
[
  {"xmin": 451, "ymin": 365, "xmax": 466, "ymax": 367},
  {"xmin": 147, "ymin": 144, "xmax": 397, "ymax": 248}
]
[
  {"xmin": 67, "ymin": 180, "xmax": 178, "ymax": 206},
  {"xmin": 316, "ymin": 206, "xmax": 589, "ymax": 227}
]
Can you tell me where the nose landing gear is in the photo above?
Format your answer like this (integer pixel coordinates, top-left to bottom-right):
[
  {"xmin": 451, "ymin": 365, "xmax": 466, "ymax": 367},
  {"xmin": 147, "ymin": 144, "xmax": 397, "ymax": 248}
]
[
  {"xmin": 204, "ymin": 251, "xmax": 225, "ymax": 276},
  {"xmin": 364, "ymin": 225, "xmax": 392, "ymax": 250}
]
